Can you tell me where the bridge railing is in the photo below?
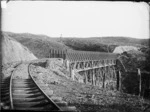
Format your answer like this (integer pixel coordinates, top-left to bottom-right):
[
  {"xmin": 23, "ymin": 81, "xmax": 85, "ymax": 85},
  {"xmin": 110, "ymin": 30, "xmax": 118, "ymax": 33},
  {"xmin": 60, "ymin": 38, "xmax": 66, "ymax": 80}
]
[
  {"xmin": 49, "ymin": 49, "xmax": 118, "ymax": 69},
  {"xmin": 49, "ymin": 49, "xmax": 67, "ymax": 59}
]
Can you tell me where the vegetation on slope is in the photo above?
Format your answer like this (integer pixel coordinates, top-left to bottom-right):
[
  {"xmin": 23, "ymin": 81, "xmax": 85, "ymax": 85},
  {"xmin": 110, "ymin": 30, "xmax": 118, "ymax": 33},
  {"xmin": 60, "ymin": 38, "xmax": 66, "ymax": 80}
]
[
  {"xmin": 30, "ymin": 59, "xmax": 150, "ymax": 112},
  {"xmin": 93, "ymin": 37, "xmax": 149, "ymax": 46},
  {"xmin": 3, "ymin": 32, "xmax": 149, "ymax": 59},
  {"xmin": 3, "ymin": 32, "xmax": 69, "ymax": 58},
  {"xmin": 59, "ymin": 36, "xmax": 149, "ymax": 52},
  {"xmin": 60, "ymin": 38, "xmax": 117, "ymax": 52},
  {"xmin": 118, "ymin": 47, "xmax": 150, "ymax": 97}
]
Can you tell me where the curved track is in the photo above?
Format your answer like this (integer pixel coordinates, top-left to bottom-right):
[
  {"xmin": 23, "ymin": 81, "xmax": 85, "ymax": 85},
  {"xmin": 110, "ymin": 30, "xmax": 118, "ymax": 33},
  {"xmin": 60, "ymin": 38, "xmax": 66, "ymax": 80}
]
[
  {"xmin": 1, "ymin": 77, "xmax": 12, "ymax": 110},
  {"xmin": 1, "ymin": 63, "xmax": 21, "ymax": 110},
  {"xmin": 1, "ymin": 63, "xmax": 78, "ymax": 112}
]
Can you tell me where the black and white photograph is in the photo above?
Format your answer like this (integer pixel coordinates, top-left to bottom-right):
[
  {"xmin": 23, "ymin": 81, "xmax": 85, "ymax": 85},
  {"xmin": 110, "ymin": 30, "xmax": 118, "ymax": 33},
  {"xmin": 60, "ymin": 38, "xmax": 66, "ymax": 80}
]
[{"xmin": 1, "ymin": 0, "xmax": 150, "ymax": 112}]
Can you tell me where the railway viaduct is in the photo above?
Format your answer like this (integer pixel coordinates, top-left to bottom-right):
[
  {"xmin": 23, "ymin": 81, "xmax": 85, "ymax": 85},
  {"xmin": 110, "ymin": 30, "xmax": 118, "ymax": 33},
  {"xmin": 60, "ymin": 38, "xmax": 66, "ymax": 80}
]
[{"xmin": 49, "ymin": 49, "xmax": 122, "ymax": 90}]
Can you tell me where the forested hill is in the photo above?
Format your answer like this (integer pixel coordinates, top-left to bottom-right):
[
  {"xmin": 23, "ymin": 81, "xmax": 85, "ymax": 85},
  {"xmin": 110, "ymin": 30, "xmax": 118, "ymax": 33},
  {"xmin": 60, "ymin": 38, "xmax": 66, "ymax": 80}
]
[
  {"xmin": 2, "ymin": 31, "xmax": 149, "ymax": 58},
  {"xmin": 59, "ymin": 37, "xmax": 149, "ymax": 52},
  {"xmin": 92, "ymin": 37, "xmax": 149, "ymax": 46}
]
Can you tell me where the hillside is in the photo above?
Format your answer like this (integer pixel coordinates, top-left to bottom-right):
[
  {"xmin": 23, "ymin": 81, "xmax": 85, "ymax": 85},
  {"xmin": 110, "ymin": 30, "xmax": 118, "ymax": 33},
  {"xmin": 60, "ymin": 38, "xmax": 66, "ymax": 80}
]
[
  {"xmin": 59, "ymin": 38, "xmax": 116, "ymax": 52},
  {"xmin": 92, "ymin": 37, "xmax": 149, "ymax": 46},
  {"xmin": 60, "ymin": 37, "xmax": 149, "ymax": 52},
  {"xmin": 3, "ymin": 31, "xmax": 149, "ymax": 58},
  {"xmin": 3, "ymin": 32, "xmax": 70, "ymax": 58},
  {"xmin": 2, "ymin": 33, "xmax": 37, "ymax": 65}
]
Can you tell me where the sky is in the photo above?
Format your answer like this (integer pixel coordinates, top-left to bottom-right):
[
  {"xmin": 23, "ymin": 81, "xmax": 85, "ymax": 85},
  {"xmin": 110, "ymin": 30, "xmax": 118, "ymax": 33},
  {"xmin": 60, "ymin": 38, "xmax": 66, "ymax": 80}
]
[{"xmin": 1, "ymin": 1, "xmax": 150, "ymax": 39}]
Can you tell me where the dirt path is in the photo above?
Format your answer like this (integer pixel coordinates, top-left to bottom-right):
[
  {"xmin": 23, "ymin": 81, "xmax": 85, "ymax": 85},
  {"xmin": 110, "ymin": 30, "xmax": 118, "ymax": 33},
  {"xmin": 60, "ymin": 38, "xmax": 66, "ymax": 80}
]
[{"xmin": 13, "ymin": 63, "xmax": 30, "ymax": 79}]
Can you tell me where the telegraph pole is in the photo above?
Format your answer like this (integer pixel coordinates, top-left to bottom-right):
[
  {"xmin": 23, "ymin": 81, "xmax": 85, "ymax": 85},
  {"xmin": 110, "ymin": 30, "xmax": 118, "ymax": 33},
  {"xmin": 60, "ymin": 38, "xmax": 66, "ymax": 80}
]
[{"xmin": 60, "ymin": 34, "xmax": 62, "ymax": 43}]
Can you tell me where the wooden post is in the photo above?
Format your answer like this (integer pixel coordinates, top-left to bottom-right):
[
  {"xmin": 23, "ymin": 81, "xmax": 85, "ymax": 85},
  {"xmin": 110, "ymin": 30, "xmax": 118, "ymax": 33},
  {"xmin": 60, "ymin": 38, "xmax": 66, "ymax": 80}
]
[
  {"xmin": 56, "ymin": 50, "xmax": 58, "ymax": 58},
  {"xmin": 49, "ymin": 49, "xmax": 51, "ymax": 58},
  {"xmin": 69, "ymin": 63, "xmax": 72, "ymax": 78},
  {"xmin": 113, "ymin": 66, "xmax": 116, "ymax": 79},
  {"xmin": 116, "ymin": 70, "xmax": 119, "ymax": 90},
  {"xmin": 85, "ymin": 71, "xmax": 88, "ymax": 84},
  {"xmin": 90, "ymin": 70, "xmax": 92, "ymax": 85},
  {"xmin": 54, "ymin": 50, "xmax": 56, "ymax": 58},
  {"xmin": 119, "ymin": 70, "xmax": 122, "ymax": 91},
  {"xmin": 70, "ymin": 63, "xmax": 74, "ymax": 80},
  {"xmin": 51, "ymin": 49, "xmax": 54, "ymax": 58},
  {"xmin": 98, "ymin": 68, "xmax": 102, "ymax": 87},
  {"xmin": 108, "ymin": 67, "xmax": 110, "ymax": 80},
  {"xmin": 102, "ymin": 68, "xmax": 105, "ymax": 88},
  {"xmin": 92, "ymin": 69, "xmax": 95, "ymax": 86},
  {"xmin": 61, "ymin": 50, "xmax": 63, "ymax": 59},
  {"xmin": 138, "ymin": 68, "xmax": 141, "ymax": 96},
  {"xmin": 87, "ymin": 70, "xmax": 90, "ymax": 84},
  {"xmin": 95, "ymin": 69, "xmax": 98, "ymax": 86},
  {"xmin": 58, "ymin": 50, "xmax": 61, "ymax": 58}
]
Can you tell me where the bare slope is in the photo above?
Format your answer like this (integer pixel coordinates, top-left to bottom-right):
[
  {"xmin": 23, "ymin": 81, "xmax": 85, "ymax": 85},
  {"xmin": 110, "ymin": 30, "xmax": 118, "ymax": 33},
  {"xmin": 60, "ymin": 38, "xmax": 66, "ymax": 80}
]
[
  {"xmin": 113, "ymin": 46, "xmax": 139, "ymax": 54},
  {"xmin": 2, "ymin": 33, "xmax": 37, "ymax": 65}
]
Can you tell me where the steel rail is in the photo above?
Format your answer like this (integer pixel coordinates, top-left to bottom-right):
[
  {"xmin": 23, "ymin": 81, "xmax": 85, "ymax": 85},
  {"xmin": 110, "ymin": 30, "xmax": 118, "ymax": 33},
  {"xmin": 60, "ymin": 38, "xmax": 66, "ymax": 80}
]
[
  {"xmin": 28, "ymin": 63, "xmax": 62, "ymax": 111},
  {"xmin": 10, "ymin": 62, "xmax": 22, "ymax": 110},
  {"xmin": 10, "ymin": 70, "xmax": 14, "ymax": 109}
]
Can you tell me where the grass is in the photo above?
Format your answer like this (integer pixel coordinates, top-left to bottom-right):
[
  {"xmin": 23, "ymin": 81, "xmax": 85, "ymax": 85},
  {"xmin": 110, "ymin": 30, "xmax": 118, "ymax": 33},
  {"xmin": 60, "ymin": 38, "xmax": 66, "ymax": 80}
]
[{"xmin": 69, "ymin": 103, "xmax": 143, "ymax": 112}]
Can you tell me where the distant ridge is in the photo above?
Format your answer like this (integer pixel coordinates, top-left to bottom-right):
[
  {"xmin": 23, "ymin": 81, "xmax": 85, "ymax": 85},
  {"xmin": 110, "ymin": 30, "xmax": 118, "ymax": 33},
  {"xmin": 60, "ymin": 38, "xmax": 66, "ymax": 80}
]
[
  {"xmin": 2, "ymin": 31, "xmax": 149, "ymax": 58},
  {"xmin": 92, "ymin": 36, "xmax": 149, "ymax": 46}
]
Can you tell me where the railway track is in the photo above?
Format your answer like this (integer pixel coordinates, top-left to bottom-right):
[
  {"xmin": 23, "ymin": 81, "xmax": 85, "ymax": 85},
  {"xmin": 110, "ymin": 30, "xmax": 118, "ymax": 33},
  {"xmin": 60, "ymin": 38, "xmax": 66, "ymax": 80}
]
[{"xmin": 1, "ymin": 63, "xmax": 78, "ymax": 111}]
